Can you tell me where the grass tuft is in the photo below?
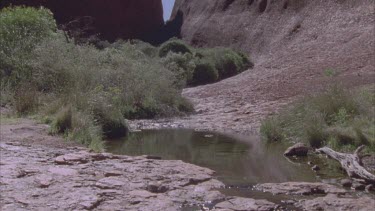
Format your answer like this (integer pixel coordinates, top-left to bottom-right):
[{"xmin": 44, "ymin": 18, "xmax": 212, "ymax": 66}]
[{"xmin": 260, "ymin": 85, "xmax": 375, "ymax": 152}]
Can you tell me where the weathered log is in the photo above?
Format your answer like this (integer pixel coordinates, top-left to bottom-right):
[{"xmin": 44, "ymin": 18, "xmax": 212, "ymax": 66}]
[{"xmin": 317, "ymin": 146, "xmax": 375, "ymax": 185}]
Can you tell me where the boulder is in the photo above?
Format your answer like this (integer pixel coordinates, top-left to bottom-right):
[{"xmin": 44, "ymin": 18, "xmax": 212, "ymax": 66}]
[{"xmin": 284, "ymin": 143, "xmax": 309, "ymax": 156}]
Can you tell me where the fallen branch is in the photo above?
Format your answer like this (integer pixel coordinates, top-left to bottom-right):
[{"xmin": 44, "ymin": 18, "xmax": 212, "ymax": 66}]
[{"xmin": 317, "ymin": 145, "xmax": 375, "ymax": 185}]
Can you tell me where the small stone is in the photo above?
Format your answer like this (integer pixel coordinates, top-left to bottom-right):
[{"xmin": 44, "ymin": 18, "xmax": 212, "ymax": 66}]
[
  {"xmin": 79, "ymin": 195, "xmax": 102, "ymax": 210},
  {"xmin": 35, "ymin": 174, "xmax": 53, "ymax": 188},
  {"xmin": 204, "ymin": 134, "xmax": 214, "ymax": 138},
  {"xmin": 365, "ymin": 184, "xmax": 374, "ymax": 192},
  {"xmin": 340, "ymin": 179, "xmax": 352, "ymax": 188},
  {"xmin": 307, "ymin": 161, "xmax": 314, "ymax": 165},
  {"xmin": 54, "ymin": 155, "xmax": 69, "ymax": 165},
  {"xmin": 352, "ymin": 183, "xmax": 366, "ymax": 191},
  {"xmin": 312, "ymin": 165, "xmax": 320, "ymax": 171},
  {"xmin": 284, "ymin": 143, "xmax": 309, "ymax": 156}
]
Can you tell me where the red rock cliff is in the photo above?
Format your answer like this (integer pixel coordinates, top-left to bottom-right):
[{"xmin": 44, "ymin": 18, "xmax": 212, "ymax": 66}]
[{"xmin": 0, "ymin": 0, "xmax": 164, "ymax": 42}]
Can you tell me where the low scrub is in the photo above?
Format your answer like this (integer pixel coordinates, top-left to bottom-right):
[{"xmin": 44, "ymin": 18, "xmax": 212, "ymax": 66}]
[
  {"xmin": 159, "ymin": 40, "xmax": 253, "ymax": 86},
  {"xmin": 158, "ymin": 39, "xmax": 192, "ymax": 57},
  {"xmin": 260, "ymin": 86, "xmax": 375, "ymax": 152},
  {"xmin": 196, "ymin": 47, "xmax": 253, "ymax": 79},
  {"xmin": 0, "ymin": 7, "xmax": 192, "ymax": 151},
  {"xmin": 1, "ymin": 7, "xmax": 252, "ymax": 151}
]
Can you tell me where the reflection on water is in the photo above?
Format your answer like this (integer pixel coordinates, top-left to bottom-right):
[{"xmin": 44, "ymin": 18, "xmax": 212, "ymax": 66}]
[{"xmin": 106, "ymin": 129, "xmax": 343, "ymax": 186}]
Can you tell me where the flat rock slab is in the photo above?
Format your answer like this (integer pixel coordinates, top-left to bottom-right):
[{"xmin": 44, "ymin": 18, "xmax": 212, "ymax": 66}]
[
  {"xmin": 214, "ymin": 197, "xmax": 277, "ymax": 211},
  {"xmin": 255, "ymin": 182, "xmax": 347, "ymax": 195},
  {"xmin": 296, "ymin": 194, "xmax": 375, "ymax": 211},
  {"xmin": 0, "ymin": 135, "xmax": 276, "ymax": 211}
]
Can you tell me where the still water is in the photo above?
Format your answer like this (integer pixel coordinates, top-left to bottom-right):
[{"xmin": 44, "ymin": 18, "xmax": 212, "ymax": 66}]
[{"xmin": 106, "ymin": 129, "xmax": 343, "ymax": 188}]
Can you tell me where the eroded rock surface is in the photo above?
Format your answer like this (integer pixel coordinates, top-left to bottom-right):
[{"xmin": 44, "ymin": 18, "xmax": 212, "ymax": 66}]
[
  {"xmin": 214, "ymin": 197, "xmax": 277, "ymax": 211},
  {"xmin": 296, "ymin": 194, "xmax": 375, "ymax": 211},
  {"xmin": 255, "ymin": 182, "xmax": 347, "ymax": 196},
  {"xmin": 0, "ymin": 142, "xmax": 223, "ymax": 210},
  {"xmin": 0, "ymin": 120, "xmax": 277, "ymax": 210}
]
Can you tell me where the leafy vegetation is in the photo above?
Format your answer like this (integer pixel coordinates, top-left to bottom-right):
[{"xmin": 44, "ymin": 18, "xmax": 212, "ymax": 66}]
[
  {"xmin": 157, "ymin": 40, "xmax": 253, "ymax": 86},
  {"xmin": 260, "ymin": 85, "xmax": 375, "ymax": 152},
  {"xmin": 158, "ymin": 39, "xmax": 192, "ymax": 57},
  {"xmin": 0, "ymin": 7, "xmax": 253, "ymax": 151}
]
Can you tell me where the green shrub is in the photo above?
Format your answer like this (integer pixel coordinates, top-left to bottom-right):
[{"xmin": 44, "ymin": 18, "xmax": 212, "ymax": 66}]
[
  {"xmin": 158, "ymin": 39, "xmax": 192, "ymax": 57},
  {"xmin": 51, "ymin": 106, "xmax": 72, "ymax": 134},
  {"xmin": 311, "ymin": 86, "xmax": 359, "ymax": 124},
  {"xmin": 303, "ymin": 113, "xmax": 327, "ymax": 148},
  {"xmin": 260, "ymin": 117, "xmax": 284, "ymax": 142},
  {"xmin": 196, "ymin": 47, "xmax": 253, "ymax": 79},
  {"xmin": 161, "ymin": 52, "xmax": 196, "ymax": 87},
  {"xmin": 192, "ymin": 60, "xmax": 218, "ymax": 85},
  {"xmin": 13, "ymin": 82, "xmax": 39, "ymax": 114},
  {"xmin": 130, "ymin": 40, "xmax": 158, "ymax": 58},
  {"xmin": 69, "ymin": 111, "xmax": 103, "ymax": 152},
  {"xmin": 260, "ymin": 85, "xmax": 375, "ymax": 152},
  {"xmin": 0, "ymin": 6, "xmax": 57, "ymax": 85},
  {"xmin": 90, "ymin": 97, "xmax": 129, "ymax": 139}
]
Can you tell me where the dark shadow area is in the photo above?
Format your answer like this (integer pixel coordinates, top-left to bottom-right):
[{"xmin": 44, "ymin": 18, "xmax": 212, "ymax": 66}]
[
  {"xmin": 147, "ymin": 10, "xmax": 184, "ymax": 45},
  {"xmin": 222, "ymin": 0, "xmax": 235, "ymax": 11},
  {"xmin": 259, "ymin": 0, "xmax": 268, "ymax": 13}
]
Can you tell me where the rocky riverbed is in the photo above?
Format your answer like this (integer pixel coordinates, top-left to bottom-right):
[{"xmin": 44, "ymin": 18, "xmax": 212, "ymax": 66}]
[{"xmin": 1, "ymin": 119, "xmax": 374, "ymax": 210}]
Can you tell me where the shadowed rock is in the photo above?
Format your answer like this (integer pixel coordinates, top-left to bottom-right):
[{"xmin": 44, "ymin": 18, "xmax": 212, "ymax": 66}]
[{"xmin": 284, "ymin": 143, "xmax": 309, "ymax": 156}]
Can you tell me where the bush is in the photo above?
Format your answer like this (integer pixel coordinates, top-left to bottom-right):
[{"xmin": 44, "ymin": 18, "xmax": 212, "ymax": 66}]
[
  {"xmin": 260, "ymin": 85, "xmax": 375, "ymax": 152},
  {"xmin": 192, "ymin": 60, "xmax": 218, "ymax": 85},
  {"xmin": 69, "ymin": 110, "xmax": 103, "ymax": 151},
  {"xmin": 260, "ymin": 117, "xmax": 284, "ymax": 142},
  {"xmin": 51, "ymin": 106, "xmax": 73, "ymax": 134},
  {"xmin": 0, "ymin": 6, "xmax": 57, "ymax": 85},
  {"xmin": 197, "ymin": 47, "xmax": 253, "ymax": 79},
  {"xmin": 13, "ymin": 82, "xmax": 39, "ymax": 114},
  {"xmin": 161, "ymin": 52, "xmax": 196, "ymax": 87},
  {"xmin": 158, "ymin": 39, "xmax": 192, "ymax": 57},
  {"xmin": 130, "ymin": 40, "xmax": 158, "ymax": 58}
]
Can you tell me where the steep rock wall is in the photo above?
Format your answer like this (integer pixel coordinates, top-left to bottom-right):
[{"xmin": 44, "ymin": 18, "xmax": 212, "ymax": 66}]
[
  {"xmin": 172, "ymin": 0, "xmax": 375, "ymax": 64},
  {"xmin": 0, "ymin": 0, "xmax": 164, "ymax": 42}
]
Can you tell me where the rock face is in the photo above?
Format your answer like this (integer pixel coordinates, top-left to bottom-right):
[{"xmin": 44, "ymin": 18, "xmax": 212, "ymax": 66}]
[
  {"xmin": 0, "ymin": 0, "xmax": 164, "ymax": 42},
  {"xmin": 162, "ymin": 0, "xmax": 375, "ymax": 134},
  {"xmin": 172, "ymin": 0, "xmax": 375, "ymax": 60}
]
